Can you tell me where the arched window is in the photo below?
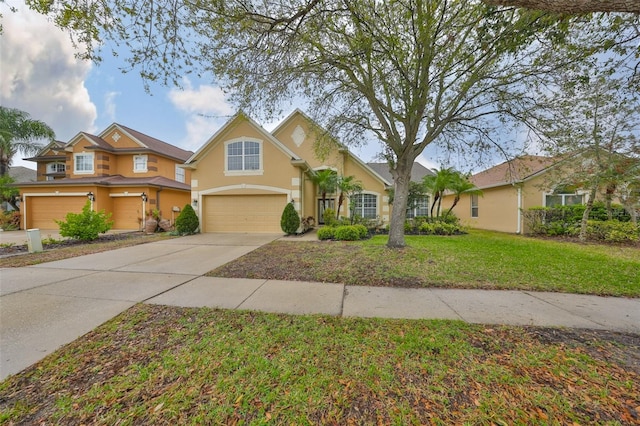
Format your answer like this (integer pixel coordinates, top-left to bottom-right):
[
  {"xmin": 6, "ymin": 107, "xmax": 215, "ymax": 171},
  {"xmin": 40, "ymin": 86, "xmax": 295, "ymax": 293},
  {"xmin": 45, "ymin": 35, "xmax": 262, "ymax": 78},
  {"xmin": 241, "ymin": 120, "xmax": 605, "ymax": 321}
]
[{"xmin": 225, "ymin": 139, "xmax": 262, "ymax": 174}]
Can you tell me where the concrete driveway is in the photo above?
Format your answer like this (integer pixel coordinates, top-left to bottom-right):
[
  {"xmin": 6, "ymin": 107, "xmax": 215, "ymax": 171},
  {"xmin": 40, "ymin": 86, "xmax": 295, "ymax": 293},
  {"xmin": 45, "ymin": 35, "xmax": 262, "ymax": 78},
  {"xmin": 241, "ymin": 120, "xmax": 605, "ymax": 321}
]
[{"xmin": 0, "ymin": 233, "xmax": 280, "ymax": 380}]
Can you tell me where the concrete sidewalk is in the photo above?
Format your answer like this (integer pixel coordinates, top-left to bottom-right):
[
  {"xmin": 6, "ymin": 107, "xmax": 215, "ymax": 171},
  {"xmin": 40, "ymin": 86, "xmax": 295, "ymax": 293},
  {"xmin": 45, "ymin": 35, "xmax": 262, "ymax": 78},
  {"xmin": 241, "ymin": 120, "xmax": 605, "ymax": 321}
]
[{"xmin": 2, "ymin": 232, "xmax": 639, "ymax": 380}]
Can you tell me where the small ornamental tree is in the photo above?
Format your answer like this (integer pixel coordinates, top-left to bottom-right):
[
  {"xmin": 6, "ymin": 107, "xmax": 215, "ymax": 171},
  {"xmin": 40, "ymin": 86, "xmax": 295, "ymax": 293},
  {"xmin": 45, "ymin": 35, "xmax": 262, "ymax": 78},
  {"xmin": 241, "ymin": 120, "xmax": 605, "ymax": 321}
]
[
  {"xmin": 175, "ymin": 204, "xmax": 199, "ymax": 235},
  {"xmin": 56, "ymin": 200, "xmax": 113, "ymax": 241},
  {"xmin": 281, "ymin": 202, "xmax": 300, "ymax": 235}
]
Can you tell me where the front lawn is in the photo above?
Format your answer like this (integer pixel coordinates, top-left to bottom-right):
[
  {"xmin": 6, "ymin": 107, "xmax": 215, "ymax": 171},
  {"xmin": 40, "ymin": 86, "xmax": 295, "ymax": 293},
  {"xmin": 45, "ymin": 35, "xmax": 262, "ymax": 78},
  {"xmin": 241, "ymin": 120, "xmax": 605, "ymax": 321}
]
[
  {"xmin": 211, "ymin": 230, "xmax": 640, "ymax": 297},
  {"xmin": 1, "ymin": 305, "xmax": 638, "ymax": 425}
]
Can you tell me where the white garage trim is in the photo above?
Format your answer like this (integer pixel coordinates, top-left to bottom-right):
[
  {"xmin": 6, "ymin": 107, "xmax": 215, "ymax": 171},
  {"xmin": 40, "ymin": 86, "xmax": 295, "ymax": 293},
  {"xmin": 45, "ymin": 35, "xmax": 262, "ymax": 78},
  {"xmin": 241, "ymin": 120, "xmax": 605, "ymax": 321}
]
[
  {"xmin": 199, "ymin": 184, "xmax": 292, "ymax": 196},
  {"xmin": 21, "ymin": 192, "xmax": 90, "ymax": 230}
]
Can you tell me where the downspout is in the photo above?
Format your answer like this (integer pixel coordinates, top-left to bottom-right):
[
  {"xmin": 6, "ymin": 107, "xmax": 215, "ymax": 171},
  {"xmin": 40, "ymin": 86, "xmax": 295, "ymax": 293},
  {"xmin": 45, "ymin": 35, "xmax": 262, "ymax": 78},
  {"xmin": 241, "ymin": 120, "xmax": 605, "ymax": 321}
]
[{"xmin": 516, "ymin": 186, "xmax": 522, "ymax": 234}]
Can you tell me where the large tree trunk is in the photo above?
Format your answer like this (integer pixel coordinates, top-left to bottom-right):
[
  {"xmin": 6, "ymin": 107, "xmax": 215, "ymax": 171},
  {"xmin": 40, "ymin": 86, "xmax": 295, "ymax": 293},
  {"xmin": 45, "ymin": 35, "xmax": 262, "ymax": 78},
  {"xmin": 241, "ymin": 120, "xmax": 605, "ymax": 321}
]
[
  {"xmin": 483, "ymin": 0, "xmax": 640, "ymax": 14},
  {"xmin": 387, "ymin": 156, "xmax": 414, "ymax": 248},
  {"xmin": 579, "ymin": 186, "xmax": 598, "ymax": 241}
]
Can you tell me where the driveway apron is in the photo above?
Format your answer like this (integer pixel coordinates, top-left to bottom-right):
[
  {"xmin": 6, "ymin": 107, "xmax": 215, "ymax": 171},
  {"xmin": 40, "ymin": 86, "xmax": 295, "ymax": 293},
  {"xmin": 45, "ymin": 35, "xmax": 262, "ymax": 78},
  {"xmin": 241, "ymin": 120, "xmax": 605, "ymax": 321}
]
[{"xmin": 0, "ymin": 233, "xmax": 279, "ymax": 380}]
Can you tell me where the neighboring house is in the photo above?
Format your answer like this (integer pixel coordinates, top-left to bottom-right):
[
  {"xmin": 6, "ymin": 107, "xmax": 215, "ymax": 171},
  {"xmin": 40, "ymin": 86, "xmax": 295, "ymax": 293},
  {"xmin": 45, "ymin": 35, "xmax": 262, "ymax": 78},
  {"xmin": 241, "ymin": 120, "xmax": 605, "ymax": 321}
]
[
  {"xmin": 183, "ymin": 110, "xmax": 398, "ymax": 233},
  {"xmin": 367, "ymin": 162, "xmax": 434, "ymax": 218},
  {"xmin": 8, "ymin": 166, "xmax": 37, "ymax": 183},
  {"xmin": 1, "ymin": 167, "xmax": 37, "ymax": 212},
  {"xmin": 441, "ymin": 155, "xmax": 571, "ymax": 233},
  {"xmin": 16, "ymin": 124, "xmax": 193, "ymax": 230}
]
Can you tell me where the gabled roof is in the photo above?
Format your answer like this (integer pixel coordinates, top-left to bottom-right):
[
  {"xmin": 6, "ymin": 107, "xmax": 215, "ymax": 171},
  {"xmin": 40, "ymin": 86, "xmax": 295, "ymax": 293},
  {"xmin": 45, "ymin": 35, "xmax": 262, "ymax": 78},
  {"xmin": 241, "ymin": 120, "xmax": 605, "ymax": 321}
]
[
  {"xmin": 63, "ymin": 125, "xmax": 192, "ymax": 162},
  {"xmin": 185, "ymin": 111, "xmax": 301, "ymax": 165},
  {"xmin": 23, "ymin": 140, "xmax": 67, "ymax": 162},
  {"xmin": 105, "ymin": 124, "xmax": 193, "ymax": 162},
  {"xmin": 367, "ymin": 162, "xmax": 434, "ymax": 184},
  {"xmin": 271, "ymin": 110, "xmax": 392, "ymax": 186},
  {"xmin": 470, "ymin": 155, "xmax": 557, "ymax": 189}
]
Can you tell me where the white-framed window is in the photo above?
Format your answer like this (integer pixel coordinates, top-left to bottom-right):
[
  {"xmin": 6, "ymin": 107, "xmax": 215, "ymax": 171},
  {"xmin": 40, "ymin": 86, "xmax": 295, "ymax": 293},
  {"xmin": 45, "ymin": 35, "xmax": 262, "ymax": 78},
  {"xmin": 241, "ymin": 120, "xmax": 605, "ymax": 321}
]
[
  {"xmin": 133, "ymin": 155, "xmax": 148, "ymax": 173},
  {"xmin": 352, "ymin": 193, "xmax": 378, "ymax": 219},
  {"xmin": 407, "ymin": 196, "xmax": 429, "ymax": 218},
  {"xmin": 175, "ymin": 164, "xmax": 185, "ymax": 183},
  {"xmin": 46, "ymin": 162, "xmax": 65, "ymax": 174},
  {"xmin": 545, "ymin": 186, "xmax": 585, "ymax": 207},
  {"xmin": 74, "ymin": 153, "xmax": 94, "ymax": 174},
  {"xmin": 471, "ymin": 194, "xmax": 479, "ymax": 218},
  {"xmin": 224, "ymin": 139, "xmax": 262, "ymax": 175}
]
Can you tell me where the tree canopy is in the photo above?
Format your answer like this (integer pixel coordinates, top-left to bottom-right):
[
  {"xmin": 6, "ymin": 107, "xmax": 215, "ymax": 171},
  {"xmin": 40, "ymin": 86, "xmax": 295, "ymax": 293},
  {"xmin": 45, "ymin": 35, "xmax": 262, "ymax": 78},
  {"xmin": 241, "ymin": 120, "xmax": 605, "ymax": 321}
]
[
  {"xmin": 483, "ymin": 0, "xmax": 640, "ymax": 14},
  {"xmin": 21, "ymin": 0, "xmax": 636, "ymax": 246}
]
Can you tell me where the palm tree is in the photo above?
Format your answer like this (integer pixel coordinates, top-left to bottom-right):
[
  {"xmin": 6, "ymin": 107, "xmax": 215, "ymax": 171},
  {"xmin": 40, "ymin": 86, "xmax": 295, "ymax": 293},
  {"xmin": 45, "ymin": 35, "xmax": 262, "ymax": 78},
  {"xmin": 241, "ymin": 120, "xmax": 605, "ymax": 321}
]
[
  {"xmin": 423, "ymin": 167, "xmax": 456, "ymax": 217},
  {"xmin": 335, "ymin": 175, "xmax": 363, "ymax": 219},
  {"xmin": 444, "ymin": 173, "xmax": 483, "ymax": 217},
  {"xmin": 0, "ymin": 107, "xmax": 55, "ymax": 176},
  {"xmin": 309, "ymin": 169, "xmax": 337, "ymax": 210}
]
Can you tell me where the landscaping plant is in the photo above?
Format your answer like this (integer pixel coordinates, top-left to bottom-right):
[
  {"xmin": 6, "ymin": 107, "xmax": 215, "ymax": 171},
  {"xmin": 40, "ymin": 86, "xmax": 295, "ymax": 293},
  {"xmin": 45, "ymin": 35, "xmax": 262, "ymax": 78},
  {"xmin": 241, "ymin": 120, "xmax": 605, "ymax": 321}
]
[
  {"xmin": 56, "ymin": 201, "xmax": 113, "ymax": 241},
  {"xmin": 175, "ymin": 204, "xmax": 199, "ymax": 235},
  {"xmin": 280, "ymin": 202, "xmax": 300, "ymax": 235}
]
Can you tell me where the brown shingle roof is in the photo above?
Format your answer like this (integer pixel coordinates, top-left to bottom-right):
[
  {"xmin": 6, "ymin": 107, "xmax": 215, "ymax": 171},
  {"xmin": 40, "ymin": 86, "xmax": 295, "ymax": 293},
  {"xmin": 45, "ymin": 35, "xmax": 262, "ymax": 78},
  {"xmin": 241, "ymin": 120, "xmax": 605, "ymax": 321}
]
[
  {"xmin": 17, "ymin": 175, "xmax": 190, "ymax": 191},
  {"xmin": 470, "ymin": 156, "xmax": 556, "ymax": 188},
  {"xmin": 117, "ymin": 124, "xmax": 193, "ymax": 162}
]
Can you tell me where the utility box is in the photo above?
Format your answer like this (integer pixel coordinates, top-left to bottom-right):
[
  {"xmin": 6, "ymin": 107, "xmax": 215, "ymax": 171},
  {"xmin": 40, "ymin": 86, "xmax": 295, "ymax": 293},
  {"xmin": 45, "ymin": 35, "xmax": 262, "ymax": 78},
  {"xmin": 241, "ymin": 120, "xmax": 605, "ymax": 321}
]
[{"xmin": 26, "ymin": 229, "xmax": 43, "ymax": 253}]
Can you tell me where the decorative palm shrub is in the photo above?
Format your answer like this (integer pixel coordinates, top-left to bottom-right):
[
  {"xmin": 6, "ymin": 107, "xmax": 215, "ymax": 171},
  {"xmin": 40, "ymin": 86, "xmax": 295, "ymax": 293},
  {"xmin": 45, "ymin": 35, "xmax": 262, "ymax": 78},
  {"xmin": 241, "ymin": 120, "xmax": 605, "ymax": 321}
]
[
  {"xmin": 281, "ymin": 202, "xmax": 300, "ymax": 235},
  {"xmin": 56, "ymin": 201, "xmax": 113, "ymax": 241},
  {"xmin": 175, "ymin": 204, "xmax": 199, "ymax": 235}
]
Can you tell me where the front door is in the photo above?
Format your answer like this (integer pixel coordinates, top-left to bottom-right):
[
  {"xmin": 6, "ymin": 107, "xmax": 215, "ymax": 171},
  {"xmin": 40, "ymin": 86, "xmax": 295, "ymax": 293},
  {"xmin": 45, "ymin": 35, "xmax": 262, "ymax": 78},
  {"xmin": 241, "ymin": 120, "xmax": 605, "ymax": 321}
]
[{"xmin": 318, "ymin": 198, "xmax": 336, "ymax": 224}]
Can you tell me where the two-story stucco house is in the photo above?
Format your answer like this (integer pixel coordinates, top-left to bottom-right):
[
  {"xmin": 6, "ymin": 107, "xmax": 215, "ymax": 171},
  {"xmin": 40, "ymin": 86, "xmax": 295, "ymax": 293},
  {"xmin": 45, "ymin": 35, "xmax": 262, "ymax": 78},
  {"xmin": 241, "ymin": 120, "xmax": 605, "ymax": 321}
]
[
  {"xmin": 17, "ymin": 124, "xmax": 193, "ymax": 230},
  {"xmin": 182, "ymin": 110, "xmax": 398, "ymax": 233}
]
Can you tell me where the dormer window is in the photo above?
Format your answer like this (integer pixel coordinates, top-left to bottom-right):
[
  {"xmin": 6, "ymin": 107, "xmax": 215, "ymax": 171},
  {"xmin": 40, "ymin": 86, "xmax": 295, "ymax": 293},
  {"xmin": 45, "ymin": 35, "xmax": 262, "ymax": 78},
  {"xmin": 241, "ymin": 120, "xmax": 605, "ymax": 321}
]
[{"xmin": 133, "ymin": 155, "xmax": 148, "ymax": 173}]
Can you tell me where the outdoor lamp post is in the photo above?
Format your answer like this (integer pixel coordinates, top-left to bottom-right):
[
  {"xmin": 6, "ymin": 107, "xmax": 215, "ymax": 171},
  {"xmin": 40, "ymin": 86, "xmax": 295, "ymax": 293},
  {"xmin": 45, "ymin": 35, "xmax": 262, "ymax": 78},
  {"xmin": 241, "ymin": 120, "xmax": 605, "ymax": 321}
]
[
  {"xmin": 87, "ymin": 192, "xmax": 95, "ymax": 210},
  {"xmin": 141, "ymin": 192, "xmax": 147, "ymax": 230}
]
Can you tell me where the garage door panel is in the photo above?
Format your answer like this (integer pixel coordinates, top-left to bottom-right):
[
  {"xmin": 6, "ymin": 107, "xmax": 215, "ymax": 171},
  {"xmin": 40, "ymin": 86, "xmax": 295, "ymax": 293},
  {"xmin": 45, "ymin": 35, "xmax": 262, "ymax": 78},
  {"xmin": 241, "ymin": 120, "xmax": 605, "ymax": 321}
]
[
  {"xmin": 29, "ymin": 197, "xmax": 86, "ymax": 229},
  {"xmin": 112, "ymin": 197, "xmax": 143, "ymax": 230},
  {"xmin": 204, "ymin": 194, "xmax": 286, "ymax": 233}
]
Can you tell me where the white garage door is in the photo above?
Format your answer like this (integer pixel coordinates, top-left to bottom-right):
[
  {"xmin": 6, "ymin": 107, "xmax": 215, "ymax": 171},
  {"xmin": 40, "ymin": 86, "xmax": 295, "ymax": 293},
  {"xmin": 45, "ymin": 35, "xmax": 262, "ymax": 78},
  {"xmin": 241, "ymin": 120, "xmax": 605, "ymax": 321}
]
[
  {"xmin": 28, "ymin": 196, "xmax": 86, "ymax": 229},
  {"xmin": 203, "ymin": 194, "xmax": 287, "ymax": 233}
]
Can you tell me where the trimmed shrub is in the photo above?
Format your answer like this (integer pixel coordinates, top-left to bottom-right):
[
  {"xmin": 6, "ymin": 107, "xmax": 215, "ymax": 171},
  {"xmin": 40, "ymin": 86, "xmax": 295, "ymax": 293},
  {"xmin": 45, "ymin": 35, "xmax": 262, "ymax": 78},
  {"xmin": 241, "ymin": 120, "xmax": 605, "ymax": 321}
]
[
  {"xmin": 175, "ymin": 204, "xmax": 199, "ymax": 235},
  {"xmin": 334, "ymin": 225, "xmax": 368, "ymax": 241},
  {"xmin": 317, "ymin": 226, "xmax": 335, "ymax": 240},
  {"xmin": 281, "ymin": 202, "xmax": 300, "ymax": 235},
  {"xmin": 56, "ymin": 200, "xmax": 113, "ymax": 241},
  {"xmin": 418, "ymin": 221, "xmax": 463, "ymax": 235},
  {"xmin": 587, "ymin": 220, "xmax": 639, "ymax": 243}
]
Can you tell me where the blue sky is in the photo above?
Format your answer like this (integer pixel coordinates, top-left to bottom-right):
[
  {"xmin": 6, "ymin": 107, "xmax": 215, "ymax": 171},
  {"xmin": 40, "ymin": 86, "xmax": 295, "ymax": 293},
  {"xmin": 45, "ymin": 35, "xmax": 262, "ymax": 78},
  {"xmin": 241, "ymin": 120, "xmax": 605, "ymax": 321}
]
[{"xmin": 1, "ymin": 2, "xmax": 455, "ymax": 172}]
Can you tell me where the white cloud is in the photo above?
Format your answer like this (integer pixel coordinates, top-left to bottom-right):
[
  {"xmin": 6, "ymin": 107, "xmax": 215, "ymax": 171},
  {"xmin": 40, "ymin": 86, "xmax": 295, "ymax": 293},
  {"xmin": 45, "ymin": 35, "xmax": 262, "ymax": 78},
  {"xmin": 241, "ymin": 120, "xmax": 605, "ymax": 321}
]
[
  {"xmin": 104, "ymin": 91, "xmax": 121, "ymax": 122},
  {"xmin": 168, "ymin": 79, "xmax": 234, "ymax": 150},
  {"xmin": 0, "ymin": 4, "xmax": 97, "ymax": 168}
]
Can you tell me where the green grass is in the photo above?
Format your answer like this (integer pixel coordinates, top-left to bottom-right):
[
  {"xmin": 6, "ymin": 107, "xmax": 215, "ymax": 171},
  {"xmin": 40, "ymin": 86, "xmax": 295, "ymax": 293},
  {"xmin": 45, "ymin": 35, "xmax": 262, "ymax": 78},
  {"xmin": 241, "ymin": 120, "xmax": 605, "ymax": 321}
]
[
  {"xmin": 211, "ymin": 230, "xmax": 640, "ymax": 297},
  {"xmin": 1, "ymin": 305, "xmax": 637, "ymax": 425}
]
